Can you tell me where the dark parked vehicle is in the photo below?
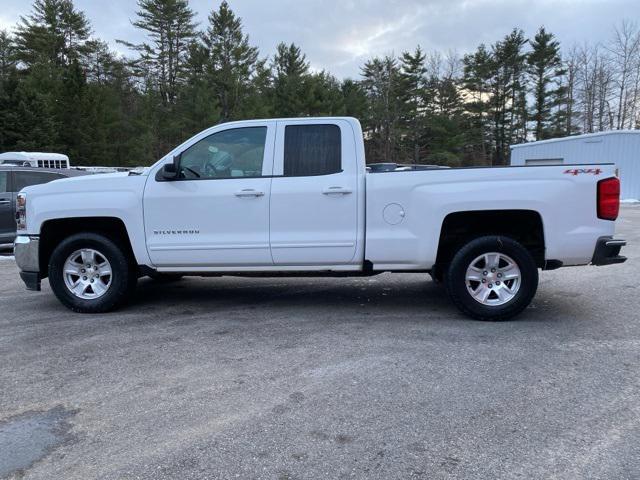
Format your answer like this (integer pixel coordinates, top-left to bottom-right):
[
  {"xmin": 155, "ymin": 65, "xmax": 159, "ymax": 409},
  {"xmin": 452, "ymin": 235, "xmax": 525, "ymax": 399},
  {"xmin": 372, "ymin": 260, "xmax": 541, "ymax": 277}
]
[{"xmin": 0, "ymin": 166, "xmax": 88, "ymax": 244}]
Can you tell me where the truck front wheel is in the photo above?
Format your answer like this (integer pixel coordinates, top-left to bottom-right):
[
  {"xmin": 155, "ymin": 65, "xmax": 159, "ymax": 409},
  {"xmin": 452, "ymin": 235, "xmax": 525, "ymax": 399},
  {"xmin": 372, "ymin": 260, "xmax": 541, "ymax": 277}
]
[
  {"xmin": 445, "ymin": 236, "xmax": 538, "ymax": 321},
  {"xmin": 48, "ymin": 233, "xmax": 137, "ymax": 313}
]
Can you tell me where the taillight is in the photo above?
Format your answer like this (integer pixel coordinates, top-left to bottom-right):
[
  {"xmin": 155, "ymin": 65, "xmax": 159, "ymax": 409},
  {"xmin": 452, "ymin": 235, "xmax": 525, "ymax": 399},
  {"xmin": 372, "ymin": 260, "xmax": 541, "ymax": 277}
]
[
  {"xmin": 597, "ymin": 177, "xmax": 620, "ymax": 221},
  {"xmin": 16, "ymin": 193, "xmax": 27, "ymax": 230}
]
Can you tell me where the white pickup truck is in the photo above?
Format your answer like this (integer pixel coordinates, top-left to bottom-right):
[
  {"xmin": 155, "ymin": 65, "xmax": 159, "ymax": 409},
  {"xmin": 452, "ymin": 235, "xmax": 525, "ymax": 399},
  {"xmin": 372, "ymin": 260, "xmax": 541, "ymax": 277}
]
[{"xmin": 14, "ymin": 117, "xmax": 627, "ymax": 320}]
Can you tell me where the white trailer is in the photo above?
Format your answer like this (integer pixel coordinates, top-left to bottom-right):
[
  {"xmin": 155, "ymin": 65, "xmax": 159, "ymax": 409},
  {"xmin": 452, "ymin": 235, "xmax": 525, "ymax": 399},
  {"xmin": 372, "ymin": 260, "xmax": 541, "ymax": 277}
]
[
  {"xmin": 0, "ymin": 152, "xmax": 70, "ymax": 169},
  {"xmin": 510, "ymin": 131, "xmax": 640, "ymax": 200}
]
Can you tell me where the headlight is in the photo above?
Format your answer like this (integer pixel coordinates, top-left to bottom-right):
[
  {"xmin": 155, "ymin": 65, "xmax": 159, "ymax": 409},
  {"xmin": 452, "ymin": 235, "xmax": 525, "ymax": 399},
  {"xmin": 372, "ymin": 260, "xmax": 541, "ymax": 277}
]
[{"xmin": 16, "ymin": 193, "xmax": 27, "ymax": 230}]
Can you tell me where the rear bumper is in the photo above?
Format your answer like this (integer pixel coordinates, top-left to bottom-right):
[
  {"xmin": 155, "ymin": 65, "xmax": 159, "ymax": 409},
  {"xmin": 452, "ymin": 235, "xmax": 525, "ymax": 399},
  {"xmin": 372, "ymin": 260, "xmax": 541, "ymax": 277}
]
[
  {"xmin": 591, "ymin": 237, "xmax": 627, "ymax": 266},
  {"xmin": 14, "ymin": 235, "xmax": 41, "ymax": 291}
]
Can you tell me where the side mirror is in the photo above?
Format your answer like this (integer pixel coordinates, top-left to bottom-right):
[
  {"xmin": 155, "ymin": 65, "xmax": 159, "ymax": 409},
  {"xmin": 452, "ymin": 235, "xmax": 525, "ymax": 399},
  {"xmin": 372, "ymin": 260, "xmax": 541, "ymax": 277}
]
[{"xmin": 161, "ymin": 155, "xmax": 181, "ymax": 180}]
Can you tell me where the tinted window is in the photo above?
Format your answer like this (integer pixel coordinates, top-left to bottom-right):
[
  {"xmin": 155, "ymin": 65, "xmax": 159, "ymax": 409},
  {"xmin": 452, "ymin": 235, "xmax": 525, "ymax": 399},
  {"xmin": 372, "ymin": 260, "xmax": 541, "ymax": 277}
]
[
  {"xmin": 179, "ymin": 127, "xmax": 267, "ymax": 179},
  {"xmin": 0, "ymin": 172, "xmax": 7, "ymax": 192},
  {"xmin": 13, "ymin": 171, "xmax": 64, "ymax": 192},
  {"xmin": 284, "ymin": 125, "xmax": 341, "ymax": 176}
]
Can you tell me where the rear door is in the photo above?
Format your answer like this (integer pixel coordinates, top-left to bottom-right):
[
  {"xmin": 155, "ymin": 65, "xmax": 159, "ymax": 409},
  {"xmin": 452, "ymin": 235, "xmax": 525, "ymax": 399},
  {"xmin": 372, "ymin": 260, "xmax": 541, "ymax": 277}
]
[
  {"xmin": 0, "ymin": 170, "xmax": 13, "ymax": 241},
  {"xmin": 269, "ymin": 120, "xmax": 359, "ymax": 265}
]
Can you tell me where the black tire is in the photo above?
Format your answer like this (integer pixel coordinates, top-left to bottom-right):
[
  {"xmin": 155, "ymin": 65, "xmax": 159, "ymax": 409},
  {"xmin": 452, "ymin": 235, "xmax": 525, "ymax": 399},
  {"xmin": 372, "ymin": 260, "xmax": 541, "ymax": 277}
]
[
  {"xmin": 147, "ymin": 272, "xmax": 183, "ymax": 282},
  {"xmin": 445, "ymin": 236, "xmax": 538, "ymax": 321},
  {"xmin": 48, "ymin": 233, "xmax": 137, "ymax": 313}
]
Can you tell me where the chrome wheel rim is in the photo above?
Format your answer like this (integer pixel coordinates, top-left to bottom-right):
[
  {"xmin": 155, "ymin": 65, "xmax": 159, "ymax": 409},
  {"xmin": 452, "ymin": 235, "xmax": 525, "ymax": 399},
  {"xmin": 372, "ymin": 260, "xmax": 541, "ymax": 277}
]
[
  {"xmin": 465, "ymin": 252, "xmax": 521, "ymax": 306},
  {"xmin": 63, "ymin": 249, "xmax": 113, "ymax": 300}
]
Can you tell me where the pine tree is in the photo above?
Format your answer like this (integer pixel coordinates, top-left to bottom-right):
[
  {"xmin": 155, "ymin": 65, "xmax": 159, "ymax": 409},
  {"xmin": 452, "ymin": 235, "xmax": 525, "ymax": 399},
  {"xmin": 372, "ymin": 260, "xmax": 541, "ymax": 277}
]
[
  {"xmin": 14, "ymin": 0, "xmax": 92, "ymax": 68},
  {"xmin": 9, "ymin": 0, "xmax": 100, "ymax": 160},
  {"xmin": 462, "ymin": 44, "xmax": 493, "ymax": 164},
  {"xmin": 11, "ymin": 75, "xmax": 60, "ymax": 151},
  {"xmin": 341, "ymin": 79, "xmax": 368, "ymax": 119},
  {"xmin": 203, "ymin": 0, "xmax": 259, "ymax": 121},
  {"xmin": 57, "ymin": 58, "xmax": 91, "ymax": 161},
  {"xmin": 272, "ymin": 42, "xmax": 310, "ymax": 116},
  {"xmin": 0, "ymin": 70, "xmax": 20, "ymax": 150},
  {"xmin": 119, "ymin": 0, "xmax": 197, "ymax": 105},
  {"xmin": 491, "ymin": 29, "xmax": 528, "ymax": 164},
  {"xmin": 243, "ymin": 59, "xmax": 274, "ymax": 118},
  {"xmin": 528, "ymin": 27, "xmax": 565, "ymax": 140},
  {"xmin": 399, "ymin": 47, "xmax": 427, "ymax": 163},
  {"xmin": 0, "ymin": 31, "xmax": 16, "ymax": 84},
  {"xmin": 305, "ymin": 71, "xmax": 344, "ymax": 116},
  {"xmin": 176, "ymin": 41, "xmax": 219, "ymax": 136},
  {"xmin": 361, "ymin": 56, "xmax": 403, "ymax": 162}
]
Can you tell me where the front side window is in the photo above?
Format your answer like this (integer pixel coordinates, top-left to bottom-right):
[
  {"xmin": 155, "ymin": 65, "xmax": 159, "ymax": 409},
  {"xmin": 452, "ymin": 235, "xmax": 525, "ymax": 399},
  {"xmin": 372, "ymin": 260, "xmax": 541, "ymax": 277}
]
[
  {"xmin": 0, "ymin": 172, "xmax": 7, "ymax": 192},
  {"xmin": 179, "ymin": 127, "xmax": 267, "ymax": 180},
  {"xmin": 13, "ymin": 171, "xmax": 63, "ymax": 192},
  {"xmin": 284, "ymin": 124, "xmax": 341, "ymax": 177}
]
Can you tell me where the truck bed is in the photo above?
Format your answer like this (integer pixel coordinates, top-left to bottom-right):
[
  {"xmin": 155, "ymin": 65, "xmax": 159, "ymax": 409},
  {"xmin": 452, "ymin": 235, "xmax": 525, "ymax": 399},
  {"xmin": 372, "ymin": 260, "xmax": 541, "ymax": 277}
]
[{"xmin": 364, "ymin": 163, "xmax": 618, "ymax": 270}]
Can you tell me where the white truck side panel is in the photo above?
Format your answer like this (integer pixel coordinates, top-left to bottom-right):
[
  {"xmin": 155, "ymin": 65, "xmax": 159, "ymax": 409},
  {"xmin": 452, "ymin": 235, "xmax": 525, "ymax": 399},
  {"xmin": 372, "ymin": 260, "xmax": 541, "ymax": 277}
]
[
  {"xmin": 21, "ymin": 173, "xmax": 151, "ymax": 266},
  {"xmin": 15, "ymin": 118, "xmax": 621, "ymax": 275},
  {"xmin": 365, "ymin": 165, "xmax": 618, "ymax": 269}
]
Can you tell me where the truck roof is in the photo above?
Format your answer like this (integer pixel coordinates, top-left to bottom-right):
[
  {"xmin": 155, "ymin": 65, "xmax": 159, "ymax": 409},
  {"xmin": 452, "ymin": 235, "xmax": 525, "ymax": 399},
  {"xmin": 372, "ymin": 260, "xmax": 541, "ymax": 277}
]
[{"xmin": 216, "ymin": 116, "xmax": 360, "ymax": 126}]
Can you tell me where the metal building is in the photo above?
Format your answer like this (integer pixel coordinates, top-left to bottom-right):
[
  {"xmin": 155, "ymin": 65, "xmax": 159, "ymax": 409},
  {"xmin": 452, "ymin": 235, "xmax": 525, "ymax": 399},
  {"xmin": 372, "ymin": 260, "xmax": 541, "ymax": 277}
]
[{"xmin": 510, "ymin": 130, "xmax": 640, "ymax": 200}]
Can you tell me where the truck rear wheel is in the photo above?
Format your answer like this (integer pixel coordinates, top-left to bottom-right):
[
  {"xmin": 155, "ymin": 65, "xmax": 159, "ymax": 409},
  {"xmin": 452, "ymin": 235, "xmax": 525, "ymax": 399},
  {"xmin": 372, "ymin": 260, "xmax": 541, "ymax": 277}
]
[
  {"xmin": 48, "ymin": 233, "xmax": 136, "ymax": 313},
  {"xmin": 445, "ymin": 236, "xmax": 538, "ymax": 321}
]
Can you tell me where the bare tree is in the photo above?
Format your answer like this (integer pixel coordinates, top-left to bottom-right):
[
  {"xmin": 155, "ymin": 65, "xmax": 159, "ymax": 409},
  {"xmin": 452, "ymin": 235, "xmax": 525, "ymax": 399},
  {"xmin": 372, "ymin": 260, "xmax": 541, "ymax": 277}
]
[
  {"xmin": 606, "ymin": 20, "xmax": 640, "ymax": 129},
  {"xmin": 574, "ymin": 44, "xmax": 614, "ymax": 132},
  {"xmin": 562, "ymin": 45, "xmax": 580, "ymax": 134}
]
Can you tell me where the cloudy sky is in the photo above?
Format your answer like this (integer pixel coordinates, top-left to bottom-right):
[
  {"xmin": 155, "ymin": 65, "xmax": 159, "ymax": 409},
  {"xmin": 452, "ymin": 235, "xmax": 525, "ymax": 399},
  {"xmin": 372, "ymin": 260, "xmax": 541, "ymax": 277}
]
[{"xmin": 0, "ymin": 0, "xmax": 637, "ymax": 78}]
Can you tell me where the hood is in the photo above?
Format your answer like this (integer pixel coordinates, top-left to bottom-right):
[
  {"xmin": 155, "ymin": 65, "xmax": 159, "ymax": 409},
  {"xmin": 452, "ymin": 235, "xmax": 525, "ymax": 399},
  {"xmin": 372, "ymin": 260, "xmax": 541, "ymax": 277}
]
[{"xmin": 21, "ymin": 172, "xmax": 145, "ymax": 196}]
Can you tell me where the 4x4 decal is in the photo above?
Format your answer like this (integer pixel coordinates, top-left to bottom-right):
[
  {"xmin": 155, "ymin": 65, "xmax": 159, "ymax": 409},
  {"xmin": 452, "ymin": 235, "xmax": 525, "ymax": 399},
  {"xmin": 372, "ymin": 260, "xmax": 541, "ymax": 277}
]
[{"xmin": 564, "ymin": 168, "xmax": 602, "ymax": 176}]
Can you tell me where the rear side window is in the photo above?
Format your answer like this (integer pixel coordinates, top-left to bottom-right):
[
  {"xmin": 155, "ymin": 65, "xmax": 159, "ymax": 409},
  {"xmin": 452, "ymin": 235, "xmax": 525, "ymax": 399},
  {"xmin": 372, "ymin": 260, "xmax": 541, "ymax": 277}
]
[
  {"xmin": 284, "ymin": 124, "xmax": 341, "ymax": 176},
  {"xmin": 13, "ymin": 171, "xmax": 64, "ymax": 192}
]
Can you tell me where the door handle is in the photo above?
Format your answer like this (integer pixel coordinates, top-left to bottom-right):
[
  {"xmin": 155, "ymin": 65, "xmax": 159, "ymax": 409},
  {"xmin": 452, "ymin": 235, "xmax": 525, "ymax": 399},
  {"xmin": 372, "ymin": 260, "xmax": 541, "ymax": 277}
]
[
  {"xmin": 322, "ymin": 186, "xmax": 352, "ymax": 195},
  {"xmin": 234, "ymin": 189, "xmax": 265, "ymax": 198},
  {"xmin": 0, "ymin": 200, "xmax": 10, "ymax": 205}
]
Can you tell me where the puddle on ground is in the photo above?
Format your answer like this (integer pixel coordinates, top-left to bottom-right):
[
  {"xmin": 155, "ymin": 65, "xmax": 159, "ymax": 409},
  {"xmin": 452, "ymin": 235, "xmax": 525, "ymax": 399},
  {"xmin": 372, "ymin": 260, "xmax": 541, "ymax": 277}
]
[{"xmin": 0, "ymin": 406, "xmax": 76, "ymax": 478}]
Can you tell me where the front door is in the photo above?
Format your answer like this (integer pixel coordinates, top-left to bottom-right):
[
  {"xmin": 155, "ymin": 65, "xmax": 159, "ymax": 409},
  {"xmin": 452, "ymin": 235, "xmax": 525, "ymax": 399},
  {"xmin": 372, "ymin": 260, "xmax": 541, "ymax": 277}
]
[
  {"xmin": 269, "ymin": 121, "xmax": 359, "ymax": 265},
  {"xmin": 144, "ymin": 123, "xmax": 275, "ymax": 268}
]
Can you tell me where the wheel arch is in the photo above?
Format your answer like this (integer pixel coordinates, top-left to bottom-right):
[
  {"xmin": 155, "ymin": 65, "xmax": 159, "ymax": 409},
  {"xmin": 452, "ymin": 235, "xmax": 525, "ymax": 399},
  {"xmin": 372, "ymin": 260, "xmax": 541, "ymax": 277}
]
[
  {"xmin": 435, "ymin": 210, "xmax": 546, "ymax": 273},
  {"xmin": 39, "ymin": 217, "xmax": 136, "ymax": 276}
]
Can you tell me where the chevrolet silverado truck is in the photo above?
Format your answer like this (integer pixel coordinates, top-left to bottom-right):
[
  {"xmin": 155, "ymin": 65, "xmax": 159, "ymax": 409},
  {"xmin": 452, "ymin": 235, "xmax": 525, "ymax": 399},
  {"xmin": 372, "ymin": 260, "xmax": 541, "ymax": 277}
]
[{"xmin": 14, "ymin": 117, "xmax": 627, "ymax": 320}]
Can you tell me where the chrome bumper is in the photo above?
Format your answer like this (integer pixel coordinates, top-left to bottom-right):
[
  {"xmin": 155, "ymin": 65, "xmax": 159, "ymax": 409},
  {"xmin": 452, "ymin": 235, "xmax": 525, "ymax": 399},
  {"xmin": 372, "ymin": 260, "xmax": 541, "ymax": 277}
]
[{"xmin": 14, "ymin": 235, "xmax": 41, "ymax": 291}]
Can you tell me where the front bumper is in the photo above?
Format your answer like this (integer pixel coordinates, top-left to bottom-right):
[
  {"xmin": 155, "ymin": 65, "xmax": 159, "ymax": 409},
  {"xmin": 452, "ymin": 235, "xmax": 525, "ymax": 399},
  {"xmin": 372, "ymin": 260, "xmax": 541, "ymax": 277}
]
[
  {"xmin": 591, "ymin": 236, "xmax": 627, "ymax": 266},
  {"xmin": 14, "ymin": 235, "xmax": 41, "ymax": 291}
]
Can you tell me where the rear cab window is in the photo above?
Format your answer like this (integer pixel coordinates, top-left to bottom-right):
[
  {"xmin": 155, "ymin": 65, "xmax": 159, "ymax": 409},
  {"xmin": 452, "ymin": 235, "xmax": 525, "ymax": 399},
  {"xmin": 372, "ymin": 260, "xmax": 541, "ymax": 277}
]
[{"xmin": 283, "ymin": 124, "xmax": 342, "ymax": 176}]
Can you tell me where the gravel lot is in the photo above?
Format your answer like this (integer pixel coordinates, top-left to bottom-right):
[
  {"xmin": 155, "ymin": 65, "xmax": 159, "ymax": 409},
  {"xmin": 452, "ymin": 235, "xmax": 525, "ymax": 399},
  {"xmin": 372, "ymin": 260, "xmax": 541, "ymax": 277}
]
[{"xmin": 1, "ymin": 206, "xmax": 638, "ymax": 480}]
